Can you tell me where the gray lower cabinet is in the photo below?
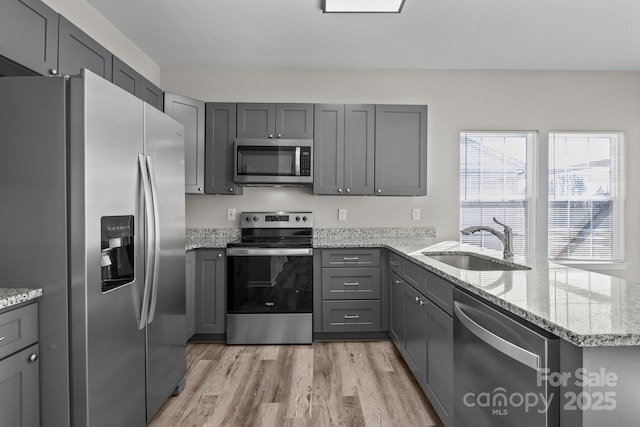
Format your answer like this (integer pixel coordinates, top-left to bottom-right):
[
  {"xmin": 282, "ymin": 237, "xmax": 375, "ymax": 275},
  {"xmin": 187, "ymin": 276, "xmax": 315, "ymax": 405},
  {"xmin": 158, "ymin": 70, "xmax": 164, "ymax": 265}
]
[
  {"xmin": 388, "ymin": 252, "xmax": 453, "ymax": 427},
  {"xmin": 205, "ymin": 103, "xmax": 243, "ymax": 195},
  {"xmin": 317, "ymin": 249, "xmax": 385, "ymax": 335},
  {"xmin": 0, "ymin": 0, "xmax": 59, "ymax": 76},
  {"xmin": 57, "ymin": 16, "xmax": 112, "ymax": 80},
  {"xmin": 314, "ymin": 104, "xmax": 375, "ymax": 195},
  {"xmin": 237, "ymin": 103, "xmax": 314, "ymax": 139},
  {"xmin": 193, "ymin": 250, "xmax": 226, "ymax": 336},
  {"xmin": 0, "ymin": 302, "xmax": 40, "ymax": 427},
  {"xmin": 374, "ymin": 105, "xmax": 427, "ymax": 196},
  {"xmin": 164, "ymin": 93, "xmax": 205, "ymax": 194}
]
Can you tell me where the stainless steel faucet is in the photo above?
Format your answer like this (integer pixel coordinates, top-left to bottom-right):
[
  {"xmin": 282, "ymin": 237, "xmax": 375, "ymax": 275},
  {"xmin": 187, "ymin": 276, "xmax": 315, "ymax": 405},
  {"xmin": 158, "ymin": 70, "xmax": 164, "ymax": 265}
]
[{"xmin": 461, "ymin": 217, "xmax": 514, "ymax": 260}]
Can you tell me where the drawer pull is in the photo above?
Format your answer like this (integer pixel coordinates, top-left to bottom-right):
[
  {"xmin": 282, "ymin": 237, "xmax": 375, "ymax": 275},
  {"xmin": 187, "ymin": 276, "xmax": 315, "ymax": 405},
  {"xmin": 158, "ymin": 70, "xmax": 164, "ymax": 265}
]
[
  {"xmin": 343, "ymin": 257, "xmax": 359, "ymax": 261},
  {"xmin": 344, "ymin": 314, "xmax": 360, "ymax": 320},
  {"xmin": 0, "ymin": 336, "xmax": 5, "ymax": 342},
  {"xmin": 28, "ymin": 353, "xmax": 39, "ymax": 363},
  {"xmin": 395, "ymin": 280, "xmax": 403, "ymax": 285},
  {"xmin": 344, "ymin": 282, "xmax": 360, "ymax": 286},
  {"xmin": 415, "ymin": 297, "xmax": 425, "ymax": 306},
  {"xmin": 390, "ymin": 261, "xmax": 400, "ymax": 266}
]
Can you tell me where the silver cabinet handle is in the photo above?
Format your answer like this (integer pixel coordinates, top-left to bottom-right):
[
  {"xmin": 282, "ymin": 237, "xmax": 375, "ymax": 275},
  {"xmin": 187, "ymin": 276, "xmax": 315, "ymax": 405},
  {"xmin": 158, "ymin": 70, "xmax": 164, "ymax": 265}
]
[
  {"xmin": 338, "ymin": 188, "xmax": 343, "ymax": 193},
  {"xmin": 229, "ymin": 188, "xmax": 234, "ymax": 192},
  {"xmin": 28, "ymin": 353, "xmax": 39, "ymax": 363},
  {"xmin": 377, "ymin": 189, "xmax": 382, "ymax": 193},
  {"xmin": 346, "ymin": 188, "xmax": 351, "ymax": 193},
  {"xmin": 0, "ymin": 336, "xmax": 5, "ymax": 342},
  {"xmin": 395, "ymin": 280, "xmax": 403, "ymax": 285},
  {"xmin": 454, "ymin": 302, "xmax": 540, "ymax": 370},
  {"xmin": 49, "ymin": 69, "xmax": 58, "ymax": 75},
  {"xmin": 277, "ymin": 133, "xmax": 282, "ymax": 138},
  {"xmin": 418, "ymin": 299, "xmax": 425, "ymax": 306},
  {"xmin": 217, "ymin": 253, "xmax": 222, "ymax": 258},
  {"xmin": 344, "ymin": 315, "xmax": 360, "ymax": 320},
  {"xmin": 344, "ymin": 282, "xmax": 360, "ymax": 286},
  {"xmin": 390, "ymin": 261, "xmax": 400, "ymax": 267}
]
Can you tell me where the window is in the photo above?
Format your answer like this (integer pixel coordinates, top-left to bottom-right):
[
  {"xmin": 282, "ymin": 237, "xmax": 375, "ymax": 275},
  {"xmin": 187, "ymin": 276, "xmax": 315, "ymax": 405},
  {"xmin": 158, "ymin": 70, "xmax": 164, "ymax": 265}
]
[
  {"xmin": 459, "ymin": 132, "xmax": 536, "ymax": 257},
  {"xmin": 548, "ymin": 132, "xmax": 625, "ymax": 262},
  {"xmin": 459, "ymin": 130, "xmax": 625, "ymax": 265}
]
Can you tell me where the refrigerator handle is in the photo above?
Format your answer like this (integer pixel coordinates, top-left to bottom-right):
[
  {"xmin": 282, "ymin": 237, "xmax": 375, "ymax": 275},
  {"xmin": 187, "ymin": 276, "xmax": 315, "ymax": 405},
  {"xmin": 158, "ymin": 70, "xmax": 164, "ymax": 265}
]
[
  {"xmin": 146, "ymin": 154, "xmax": 161, "ymax": 324},
  {"xmin": 138, "ymin": 153, "xmax": 154, "ymax": 330}
]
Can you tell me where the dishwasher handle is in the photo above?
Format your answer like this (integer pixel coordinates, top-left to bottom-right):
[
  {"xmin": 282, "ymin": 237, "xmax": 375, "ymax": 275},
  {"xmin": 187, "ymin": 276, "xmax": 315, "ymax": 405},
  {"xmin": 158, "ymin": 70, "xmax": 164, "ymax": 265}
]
[{"xmin": 454, "ymin": 301, "xmax": 540, "ymax": 371}]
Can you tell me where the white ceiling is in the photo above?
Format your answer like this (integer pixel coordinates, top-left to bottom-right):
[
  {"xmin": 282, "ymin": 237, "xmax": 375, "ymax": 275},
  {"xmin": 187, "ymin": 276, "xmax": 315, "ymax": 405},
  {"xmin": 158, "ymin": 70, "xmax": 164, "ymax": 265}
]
[{"xmin": 87, "ymin": 0, "xmax": 640, "ymax": 71}]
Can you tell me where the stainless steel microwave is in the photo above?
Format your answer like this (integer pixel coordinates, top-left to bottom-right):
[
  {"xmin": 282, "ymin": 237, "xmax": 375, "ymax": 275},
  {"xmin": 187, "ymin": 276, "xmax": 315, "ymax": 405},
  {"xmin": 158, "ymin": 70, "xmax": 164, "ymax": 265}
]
[{"xmin": 234, "ymin": 138, "xmax": 313, "ymax": 185}]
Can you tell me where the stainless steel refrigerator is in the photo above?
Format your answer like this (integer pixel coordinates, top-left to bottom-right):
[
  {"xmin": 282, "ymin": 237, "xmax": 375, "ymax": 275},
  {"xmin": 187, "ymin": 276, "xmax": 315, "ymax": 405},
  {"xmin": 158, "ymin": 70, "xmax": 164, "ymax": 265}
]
[{"xmin": 0, "ymin": 69, "xmax": 186, "ymax": 426}]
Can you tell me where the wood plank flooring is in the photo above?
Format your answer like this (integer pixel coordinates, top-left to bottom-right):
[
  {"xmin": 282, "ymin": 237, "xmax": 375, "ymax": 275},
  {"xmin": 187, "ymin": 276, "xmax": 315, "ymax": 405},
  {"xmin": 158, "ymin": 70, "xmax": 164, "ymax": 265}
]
[{"xmin": 148, "ymin": 341, "xmax": 443, "ymax": 427}]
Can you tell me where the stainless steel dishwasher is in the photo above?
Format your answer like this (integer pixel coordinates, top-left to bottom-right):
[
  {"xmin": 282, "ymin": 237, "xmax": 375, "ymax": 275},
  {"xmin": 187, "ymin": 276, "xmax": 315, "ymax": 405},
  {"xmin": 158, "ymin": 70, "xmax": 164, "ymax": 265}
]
[{"xmin": 454, "ymin": 288, "xmax": 559, "ymax": 427}]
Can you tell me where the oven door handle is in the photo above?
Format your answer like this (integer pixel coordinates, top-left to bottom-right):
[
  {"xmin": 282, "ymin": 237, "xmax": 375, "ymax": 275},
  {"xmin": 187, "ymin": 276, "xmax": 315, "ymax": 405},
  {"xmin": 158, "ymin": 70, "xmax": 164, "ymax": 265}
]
[{"xmin": 226, "ymin": 247, "xmax": 313, "ymax": 256}]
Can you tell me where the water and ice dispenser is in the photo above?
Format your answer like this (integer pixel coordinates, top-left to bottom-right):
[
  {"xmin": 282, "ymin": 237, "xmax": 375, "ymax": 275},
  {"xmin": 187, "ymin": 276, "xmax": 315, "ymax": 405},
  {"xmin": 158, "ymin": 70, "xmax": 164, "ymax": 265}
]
[{"xmin": 101, "ymin": 216, "xmax": 135, "ymax": 292}]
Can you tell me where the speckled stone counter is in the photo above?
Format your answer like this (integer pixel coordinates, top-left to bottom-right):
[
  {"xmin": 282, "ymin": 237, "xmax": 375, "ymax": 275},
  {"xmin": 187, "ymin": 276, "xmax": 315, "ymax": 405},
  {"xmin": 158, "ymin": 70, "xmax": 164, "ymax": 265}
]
[
  {"xmin": 186, "ymin": 228, "xmax": 240, "ymax": 250},
  {"xmin": 392, "ymin": 241, "xmax": 640, "ymax": 347},
  {"xmin": 0, "ymin": 288, "xmax": 42, "ymax": 311}
]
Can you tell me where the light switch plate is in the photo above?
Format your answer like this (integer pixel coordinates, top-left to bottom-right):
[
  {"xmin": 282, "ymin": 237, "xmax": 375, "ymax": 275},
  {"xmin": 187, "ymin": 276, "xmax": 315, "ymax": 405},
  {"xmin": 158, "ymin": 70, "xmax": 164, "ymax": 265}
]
[
  {"xmin": 227, "ymin": 208, "xmax": 236, "ymax": 221},
  {"xmin": 412, "ymin": 208, "xmax": 421, "ymax": 221},
  {"xmin": 338, "ymin": 208, "xmax": 347, "ymax": 221}
]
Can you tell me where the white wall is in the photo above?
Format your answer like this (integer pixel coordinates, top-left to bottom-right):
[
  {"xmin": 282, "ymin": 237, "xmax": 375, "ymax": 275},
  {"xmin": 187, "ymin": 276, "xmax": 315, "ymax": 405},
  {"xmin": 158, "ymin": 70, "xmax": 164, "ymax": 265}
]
[
  {"xmin": 41, "ymin": 0, "xmax": 161, "ymax": 84},
  {"xmin": 162, "ymin": 68, "xmax": 640, "ymax": 281}
]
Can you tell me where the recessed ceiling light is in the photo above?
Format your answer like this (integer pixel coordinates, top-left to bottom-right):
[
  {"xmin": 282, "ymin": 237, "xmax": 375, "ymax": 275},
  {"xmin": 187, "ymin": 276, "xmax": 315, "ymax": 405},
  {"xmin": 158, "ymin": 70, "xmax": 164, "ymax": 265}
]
[{"xmin": 323, "ymin": 0, "xmax": 405, "ymax": 13}]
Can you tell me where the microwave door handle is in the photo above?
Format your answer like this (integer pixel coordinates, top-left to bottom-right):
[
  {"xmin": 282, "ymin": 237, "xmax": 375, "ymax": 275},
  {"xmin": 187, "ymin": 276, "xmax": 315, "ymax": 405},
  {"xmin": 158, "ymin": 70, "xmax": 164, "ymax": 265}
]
[{"xmin": 295, "ymin": 146, "xmax": 301, "ymax": 176}]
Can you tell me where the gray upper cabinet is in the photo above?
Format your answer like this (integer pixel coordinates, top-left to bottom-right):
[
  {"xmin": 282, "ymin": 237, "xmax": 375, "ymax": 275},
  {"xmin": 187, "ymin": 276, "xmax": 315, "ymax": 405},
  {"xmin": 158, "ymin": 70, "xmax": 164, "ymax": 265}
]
[
  {"xmin": 0, "ymin": 0, "xmax": 59, "ymax": 76},
  {"xmin": 205, "ymin": 103, "xmax": 242, "ymax": 195},
  {"xmin": 112, "ymin": 55, "xmax": 140, "ymax": 97},
  {"xmin": 57, "ymin": 16, "xmax": 112, "ymax": 80},
  {"xmin": 314, "ymin": 104, "xmax": 375, "ymax": 195},
  {"xmin": 140, "ymin": 76, "xmax": 163, "ymax": 111},
  {"xmin": 374, "ymin": 105, "xmax": 427, "ymax": 196},
  {"xmin": 237, "ymin": 103, "xmax": 313, "ymax": 139},
  {"xmin": 164, "ymin": 93, "xmax": 205, "ymax": 194}
]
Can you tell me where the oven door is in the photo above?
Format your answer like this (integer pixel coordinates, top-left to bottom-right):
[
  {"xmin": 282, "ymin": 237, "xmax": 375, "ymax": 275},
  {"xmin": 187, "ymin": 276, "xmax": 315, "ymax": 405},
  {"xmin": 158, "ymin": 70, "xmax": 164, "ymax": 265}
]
[{"xmin": 226, "ymin": 247, "xmax": 313, "ymax": 314}]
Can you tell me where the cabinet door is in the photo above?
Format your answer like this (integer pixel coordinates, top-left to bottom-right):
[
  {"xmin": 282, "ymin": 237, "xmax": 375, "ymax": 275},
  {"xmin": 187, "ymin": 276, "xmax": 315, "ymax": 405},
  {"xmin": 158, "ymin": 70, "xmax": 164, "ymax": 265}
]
[
  {"xmin": 205, "ymin": 103, "xmax": 243, "ymax": 195},
  {"xmin": 313, "ymin": 104, "xmax": 345, "ymax": 195},
  {"xmin": 374, "ymin": 105, "xmax": 427, "ymax": 196},
  {"xmin": 276, "ymin": 103, "xmax": 314, "ymax": 139},
  {"xmin": 58, "ymin": 16, "xmax": 112, "ymax": 80},
  {"xmin": 344, "ymin": 104, "xmax": 375, "ymax": 195},
  {"xmin": 194, "ymin": 250, "xmax": 226, "ymax": 335},
  {"xmin": 426, "ymin": 300, "xmax": 453, "ymax": 426},
  {"xmin": 164, "ymin": 92, "xmax": 205, "ymax": 194},
  {"xmin": 402, "ymin": 282, "xmax": 427, "ymax": 385},
  {"xmin": 185, "ymin": 251, "xmax": 196, "ymax": 340},
  {"xmin": 237, "ymin": 103, "xmax": 275, "ymax": 138},
  {"xmin": 0, "ymin": 0, "xmax": 59, "ymax": 76},
  {"xmin": 389, "ymin": 272, "xmax": 405, "ymax": 350},
  {"xmin": 140, "ymin": 76, "xmax": 163, "ymax": 111},
  {"xmin": 0, "ymin": 343, "xmax": 40, "ymax": 427},
  {"xmin": 112, "ymin": 55, "xmax": 140, "ymax": 97}
]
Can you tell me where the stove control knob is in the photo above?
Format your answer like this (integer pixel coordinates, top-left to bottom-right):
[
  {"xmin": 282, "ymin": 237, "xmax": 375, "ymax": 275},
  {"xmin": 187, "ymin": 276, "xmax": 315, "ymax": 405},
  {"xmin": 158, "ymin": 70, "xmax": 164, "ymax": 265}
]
[
  {"xmin": 245, "ymin": 217, "xmax": 251, "ymax": 223},
  {"xmin": 253, "ymin": 216, "xmax": 259, "ymax": 222},
  {"xmin": 302, "ymin": 216, "xmax": 308, "ymax": 222},
  {"xmin": 296, "ymin": 216, "xmax": 301, "ymax": 222}
]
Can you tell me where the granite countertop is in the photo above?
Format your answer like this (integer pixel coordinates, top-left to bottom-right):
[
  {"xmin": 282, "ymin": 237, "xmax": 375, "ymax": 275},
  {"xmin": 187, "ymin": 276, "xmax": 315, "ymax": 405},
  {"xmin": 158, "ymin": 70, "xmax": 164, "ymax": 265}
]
[
  {"xmin": 187, "ymin": 227, "xmax": 640, "ymax": 347},
  {"xmin": 0, "ymin": 288, "xmax": 42, "ymax": 311}
]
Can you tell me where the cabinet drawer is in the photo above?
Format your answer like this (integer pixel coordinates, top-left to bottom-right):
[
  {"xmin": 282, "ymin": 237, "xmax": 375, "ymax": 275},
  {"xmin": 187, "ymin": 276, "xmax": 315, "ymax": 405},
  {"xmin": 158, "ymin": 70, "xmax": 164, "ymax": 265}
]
[
  {"xmin": 322, "ymin": 268, "xmax": 380, "ymax": 300},
  {"xmin": 322, "ymin": 300, "xmax": 381, "ymax": 332},
  {"xmin": 426, "ymin": 273, "xmax": 454, "ymax": 316},
  {"xmin": 0, "ymin": 302, "xmax": 38, "ymax": 360},
  {"xmin": 404, "ymin": 260, "xmax": 428, "ymax": 295},
  {"xmin": 322, "ymin": 249, "xmax": 380, "ymax": 267},
  {"xmin": 389, "ymin": 251, "xmax": 403, "ymax": 273}
]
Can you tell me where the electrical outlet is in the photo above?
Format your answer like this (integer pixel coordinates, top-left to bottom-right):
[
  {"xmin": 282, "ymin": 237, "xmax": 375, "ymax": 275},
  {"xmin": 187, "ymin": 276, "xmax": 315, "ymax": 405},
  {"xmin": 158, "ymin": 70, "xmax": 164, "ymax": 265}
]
[
  {"xmin": 338, "ymin": 208, "xmax": 347, "ymax": 221},
  {"xmin": 227, "ymin": 208, "xmax": 236, "ymax": 221},
  {"xmin": 412, "ymin": 208, "xmax": 421, "ymax": 221}
]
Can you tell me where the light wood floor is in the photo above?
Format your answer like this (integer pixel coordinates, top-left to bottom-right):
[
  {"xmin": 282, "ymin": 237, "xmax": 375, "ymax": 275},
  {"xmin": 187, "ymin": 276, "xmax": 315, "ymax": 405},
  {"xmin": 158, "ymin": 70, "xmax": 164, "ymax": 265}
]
[{"xmin": 148, "ymin": 341, "xmax": 443, "ymax": 427}]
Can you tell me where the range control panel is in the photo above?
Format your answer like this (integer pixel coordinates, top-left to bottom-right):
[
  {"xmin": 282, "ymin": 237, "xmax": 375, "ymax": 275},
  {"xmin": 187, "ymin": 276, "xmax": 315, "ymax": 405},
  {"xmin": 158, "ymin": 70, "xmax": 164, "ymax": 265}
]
[{"xmin": 240, "ymin": 212, "xmax": 313, "ymax": 228}]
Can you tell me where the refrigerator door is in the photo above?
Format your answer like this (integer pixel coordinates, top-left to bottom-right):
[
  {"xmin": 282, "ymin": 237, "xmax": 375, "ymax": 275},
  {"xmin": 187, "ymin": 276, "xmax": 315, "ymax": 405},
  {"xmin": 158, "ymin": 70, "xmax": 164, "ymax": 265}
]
[
  {"xmin": 68, "ymin": 70, "xmax": 147, "ymax": 427},
  {"xmin": 143, "ymin": 104, "xmax": 187, "ymax": 420}
]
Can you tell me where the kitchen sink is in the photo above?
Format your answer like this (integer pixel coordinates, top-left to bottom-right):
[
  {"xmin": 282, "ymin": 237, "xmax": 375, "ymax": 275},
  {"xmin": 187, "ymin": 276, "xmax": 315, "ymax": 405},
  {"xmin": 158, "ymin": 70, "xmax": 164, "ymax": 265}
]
[{"xmin": 422, "ymin": 252, "xmax": 531, "ymax": 271}]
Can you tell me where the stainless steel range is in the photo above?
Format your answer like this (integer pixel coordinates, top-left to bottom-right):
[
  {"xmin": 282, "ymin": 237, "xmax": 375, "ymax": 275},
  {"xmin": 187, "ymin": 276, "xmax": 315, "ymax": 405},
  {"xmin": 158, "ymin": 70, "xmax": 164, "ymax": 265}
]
[{"xmin": 226, "ymin": 212, "xmax": 313, "ymax": 344}]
